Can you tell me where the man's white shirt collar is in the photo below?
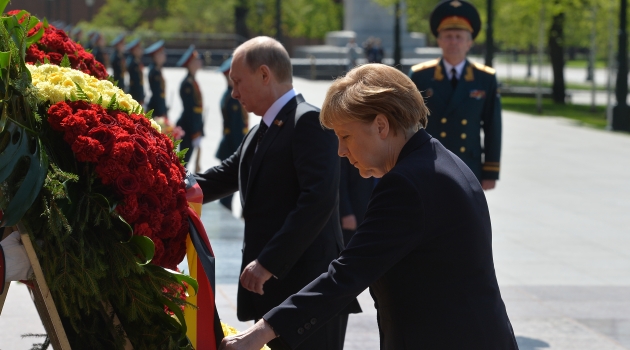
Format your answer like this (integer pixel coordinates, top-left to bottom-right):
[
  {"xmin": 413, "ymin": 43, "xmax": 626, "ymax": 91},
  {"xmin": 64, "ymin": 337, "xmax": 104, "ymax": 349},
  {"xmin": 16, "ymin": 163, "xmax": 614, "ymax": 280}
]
[
  {"xmin": 443, "ymin": 59, "xmax": 466, "ymax": 80},
  {"xmin": 262, "ymin": 89, "xmax": 297, "ymax": 126}
]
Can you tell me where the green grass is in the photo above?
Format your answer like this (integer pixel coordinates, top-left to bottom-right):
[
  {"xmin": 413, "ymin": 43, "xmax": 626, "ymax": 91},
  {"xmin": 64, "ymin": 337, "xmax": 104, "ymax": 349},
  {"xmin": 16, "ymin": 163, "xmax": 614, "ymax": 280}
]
[
  {"xmin": 501, "ymin": 96, "xmax": 608, "ymax": 128},
  {"xmin": 564, "ymin": 59, "xmax": 607, "ymax": 69},
  {"xmin": 494, "ymin": 56, "xmax": 607, "ymax": 69},
  {"xmin": 500, "ymin": 78, "xmax": 605, "ymax": 91}
]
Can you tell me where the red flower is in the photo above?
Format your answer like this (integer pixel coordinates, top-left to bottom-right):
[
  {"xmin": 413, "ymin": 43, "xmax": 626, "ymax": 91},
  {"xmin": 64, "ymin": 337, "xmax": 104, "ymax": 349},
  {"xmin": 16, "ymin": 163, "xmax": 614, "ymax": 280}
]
[
  {"xmin": 45, "ymin": 99, "xmax": 190, "ymax": 269},
  {"xmin": 88, "ymin": 125, "xmax": 116, "ymax": 154},
  {"xmin": 134, "ymin": 222, "xmax": 153, "ymax": 238},
  {"xmin": 116, "ymin": 173, "xmax": 141, "ymax": 195},
  {"xmin": 116, "ymin": 194, "xmax": 139, "ymax": 223},
  {"xmin": 47, "ymin": 102, "xmax": 73, "ymax": 131},
  {"xmin": 134, "ymin": 165, "xmax": 155, "ymax": 189},
  {"xmin": 95, "ymin": 157, "xmax": 128, "ymax": 184},
  {"xmin": 72, "ymin": 136, "xmax": 104, "ymax": 162}
]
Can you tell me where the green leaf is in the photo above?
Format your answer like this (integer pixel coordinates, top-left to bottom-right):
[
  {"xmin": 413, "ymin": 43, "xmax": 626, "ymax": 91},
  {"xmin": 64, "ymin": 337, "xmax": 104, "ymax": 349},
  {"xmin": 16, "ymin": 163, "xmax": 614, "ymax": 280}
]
[
  {"xmin": 0, "ymin": 51, "xmax": 10, "ymax": 69},
  {"xmin": 0, "ymin": 0, "xmax": 10, "ymax": 14},
  {"xmin": 163, "ymin": 268, "xmax": 199, "ymax": 296},
  {"xmin": 74, "ymin": 82, "xmax": 89, "ymax": 101},
  {"xmin": 159, "ymin": 296, "xmax": 188, "ymax": 340},
  {"xmin": 60, "ymin": 54, "xmax": 71, "ymax": 68},
  {"xmin": 96, "ymin": 95, "xmax": 103, "ymax": 106},
  {"xmin": 127, "ymin": 235, "xmax": 154, "ymax": 265},
  {"xmin": 0, "ymin": 103, "xmax": 8, "ymax": 134},
  {"xmin": 43, "ymin": 56, "xmax": 50, "ymax": 64},
  {"xmin": 144, "ymin": 109, "xmax": 154, "ymax": 119},
  {"xmin": 90, "ymin": 193, "xmax": 112, "ymax": 212},
  {"xmin": 107, "ymin": 93, "xmax": 118, "ymax": 110},
  {"xmin": 26, "ymin": 26, "xmax": 44, "ymax": 47},
  {"xmin": 43, "ymin": 17, "xmax": 48, "ymax": 29},
  {"xmin": 0, "ymin": 122, "xmax": 49, "ymax": 227},
  {"xmin": 24, "ymin": 14, "xmax": 40, "ymax": 31}
]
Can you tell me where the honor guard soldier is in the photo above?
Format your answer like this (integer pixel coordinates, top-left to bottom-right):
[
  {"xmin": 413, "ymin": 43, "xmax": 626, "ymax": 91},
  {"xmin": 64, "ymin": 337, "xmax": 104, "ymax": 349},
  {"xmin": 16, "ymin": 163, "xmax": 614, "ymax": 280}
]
[
  {"xmin": 90, "ymin": 32, "xmax": 108, "ymax": 68},
  {"xmin": 176, "ymin": 45, "xmax": 204, "ymax": 167},
  {"xmin": 110, "ymin": 34, "xmax": 126, "ymax": 90},
  {"xmin": 409, "ymin": 0, "xmax": 502, "ymax": 190},
  {"xmin": 145, "ymin": 40, "xmax": 167, "ymax": 118},
  {"xmin": 125, "ymin": 38, "xmax": 145, "ymax": 105},
  {"xmin": 215, "ymin": 56, "xmax": 248, "ymax": 211}
]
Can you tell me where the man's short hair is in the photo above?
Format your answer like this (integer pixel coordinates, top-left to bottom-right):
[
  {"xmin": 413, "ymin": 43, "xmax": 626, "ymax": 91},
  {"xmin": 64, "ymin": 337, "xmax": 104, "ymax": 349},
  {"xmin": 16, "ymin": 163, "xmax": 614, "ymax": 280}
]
[
  {"xmin": 320, "ymin": 64, "xmax": 429, "ymax": 134},
  {"xmin": 234, "ymin": 36, "xmax": 293, "ymax": 83}
]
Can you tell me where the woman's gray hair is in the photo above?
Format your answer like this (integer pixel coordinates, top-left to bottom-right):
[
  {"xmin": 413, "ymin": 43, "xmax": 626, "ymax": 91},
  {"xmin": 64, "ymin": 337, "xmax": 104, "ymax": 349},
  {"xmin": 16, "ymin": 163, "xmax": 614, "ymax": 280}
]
[{"xmin": 234, "ymin": 36, "xmax": 293, "ymax": 83}]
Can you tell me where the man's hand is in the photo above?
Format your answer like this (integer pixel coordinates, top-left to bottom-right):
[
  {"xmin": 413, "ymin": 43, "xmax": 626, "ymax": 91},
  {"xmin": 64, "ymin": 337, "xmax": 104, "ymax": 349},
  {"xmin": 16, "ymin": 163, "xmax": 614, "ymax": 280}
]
[
  {"xmin": 481, "ymin": 179, "xmax": 496, "ymax": 191},
  {"xmin": 219, "ymin": 319, "xmax": 277, "ymax": 350},
  {"xmin": 240, "ymin": 260, "xmax": 273, "ymax": 295},
  {"xmin": 341, "ymin": 214, "xmax": 357, "ymax": 231}
]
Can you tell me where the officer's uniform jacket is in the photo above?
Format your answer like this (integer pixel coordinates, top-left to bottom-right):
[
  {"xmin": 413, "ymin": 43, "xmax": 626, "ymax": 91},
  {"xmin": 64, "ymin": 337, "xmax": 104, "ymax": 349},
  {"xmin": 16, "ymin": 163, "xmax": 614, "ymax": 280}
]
[
  {"xmin": 126, "ymin": 56, "xmax": 145, "ymax": 104},
  {"xmin": 111, "ymin": 49, "xmax": 126, "ymax": 90},
  {"xmin": 216, "ymin": 86, "xmax": 247, "ymax": 161},
  {"xmin": 176, "ymin": 73, "xmax": 204, "ymax": 163},
  {"xmin": 146, "ymin": 64, "xmax": 167, "ymax": 116},
  {"xmin": 92, "ymin": 47, "xmax": 107, "ymax": 68},
  {"xmin": 409, "ymin": 58, "xmax": 502, "ymax": 180}
]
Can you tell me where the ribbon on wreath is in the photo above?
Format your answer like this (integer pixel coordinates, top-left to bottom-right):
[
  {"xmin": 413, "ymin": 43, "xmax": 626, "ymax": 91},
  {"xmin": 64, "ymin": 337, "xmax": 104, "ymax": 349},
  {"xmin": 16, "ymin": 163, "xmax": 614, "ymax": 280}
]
[{"xmin": 185, "ymin": 173, "xmax": 224, "ymax": 349}]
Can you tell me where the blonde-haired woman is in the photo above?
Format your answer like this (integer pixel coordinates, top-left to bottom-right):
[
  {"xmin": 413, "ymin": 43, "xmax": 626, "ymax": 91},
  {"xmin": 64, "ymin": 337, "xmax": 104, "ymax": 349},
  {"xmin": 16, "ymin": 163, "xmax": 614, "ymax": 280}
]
[{"xmin": 220, "ymin": 64, "xmax": 518, "ymax": 350}]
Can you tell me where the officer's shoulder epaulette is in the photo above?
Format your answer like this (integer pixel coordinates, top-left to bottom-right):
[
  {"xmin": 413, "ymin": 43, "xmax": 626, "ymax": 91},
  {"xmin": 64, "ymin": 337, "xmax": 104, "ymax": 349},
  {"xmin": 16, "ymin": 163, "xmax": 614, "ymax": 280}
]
[
  {"xmin": 471, "ymin": 62, "xmax": 496, "ymax": 75},
  {"xmin": 411, "ymin": 59, "xmax": 440, "ymax": 73}
]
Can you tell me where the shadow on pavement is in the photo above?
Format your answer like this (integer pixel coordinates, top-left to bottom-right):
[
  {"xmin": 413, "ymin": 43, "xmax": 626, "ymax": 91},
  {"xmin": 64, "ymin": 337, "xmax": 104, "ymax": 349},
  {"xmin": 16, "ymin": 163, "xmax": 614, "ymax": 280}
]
[{"xmin": 516, "ymin": 336, "xmax": 550, "ymax": 350}]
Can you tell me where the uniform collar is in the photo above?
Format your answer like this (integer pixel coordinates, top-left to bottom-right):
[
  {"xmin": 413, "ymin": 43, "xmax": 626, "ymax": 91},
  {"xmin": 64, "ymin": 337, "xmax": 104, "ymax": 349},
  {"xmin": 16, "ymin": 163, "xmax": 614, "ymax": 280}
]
[{"xmin": 442, "ymin": 58, "xmax": 466, "ymax": 80}]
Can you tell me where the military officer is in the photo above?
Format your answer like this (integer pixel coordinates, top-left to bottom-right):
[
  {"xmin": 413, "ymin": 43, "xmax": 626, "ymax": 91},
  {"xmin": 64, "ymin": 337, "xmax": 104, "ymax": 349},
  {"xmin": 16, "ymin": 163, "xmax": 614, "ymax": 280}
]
[
  {"xmin": 215, "ymin": 56, "xmax": 249, "ymax": 211},
  {"xmin": 125, "ymin": 38, "xmax": 145, "ymax": 105},
  {"xmin": 90, "ymin": 32, "xmax": 108, "ymax": 68},
  {"xmin": 110, "ymin": 34, "xmax": 126, "ymax": 90},
  {"xmin": 409, "ymin": 0, "xmax": 501, "ymax": 190},
  {"xmin": 176, "ymin": 45, "xmax": 204, "ymax": 167},
  {"xmin": 145, "ymin": 40, "xmax": 167, "ymax": 118}
]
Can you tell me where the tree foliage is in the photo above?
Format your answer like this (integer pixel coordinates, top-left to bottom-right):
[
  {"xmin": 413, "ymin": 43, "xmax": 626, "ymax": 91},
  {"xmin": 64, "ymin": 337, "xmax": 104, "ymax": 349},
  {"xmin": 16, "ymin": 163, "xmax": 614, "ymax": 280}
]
[{"xmin": 90, "ymin": 0, "xmax": 342, "ymax": 38}]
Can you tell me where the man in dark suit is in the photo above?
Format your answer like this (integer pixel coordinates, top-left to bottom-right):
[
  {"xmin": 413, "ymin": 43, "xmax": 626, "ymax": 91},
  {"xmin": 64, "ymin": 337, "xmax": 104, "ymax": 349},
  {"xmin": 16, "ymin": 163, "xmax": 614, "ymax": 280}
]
[
  {"xmin": 110, "ymin": 34, "xmax": 126, "ymax": 90},
  {"xmin": 125, "ymin": 38, "xmax": 145, "ymax": 105},
  {"xmin": 195, "ymin": 36, "xmax": 360, "ymax": 350},
  {"xmin": 409, "ymin": 0, "xmax": 502, "ymax": 190}
]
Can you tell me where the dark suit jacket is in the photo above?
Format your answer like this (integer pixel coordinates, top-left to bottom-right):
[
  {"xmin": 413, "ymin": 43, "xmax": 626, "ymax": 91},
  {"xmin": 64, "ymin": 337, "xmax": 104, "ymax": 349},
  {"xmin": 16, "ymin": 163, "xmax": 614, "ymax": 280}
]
[
  {"xmin": 409, "ymin": 58, "xmax": 502, "ymax": 181},
  {"xmin": 265, "ymin": 129, "xmax": 518, "ymax": 349},
  {"xmin": 195, "ymin": 94, "xmax": 360, "ymax": 321}
]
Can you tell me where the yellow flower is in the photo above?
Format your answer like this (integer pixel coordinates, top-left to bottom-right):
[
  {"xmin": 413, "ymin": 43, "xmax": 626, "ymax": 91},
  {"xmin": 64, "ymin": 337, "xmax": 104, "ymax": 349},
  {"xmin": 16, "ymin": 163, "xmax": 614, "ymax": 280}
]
[
  {"xmin": 27, "ymin": 64, "xmax": 143, "ymax": 114},
  {"xmin": 150, "ymin": 119, "xmax": 162, "ymax": 133}
]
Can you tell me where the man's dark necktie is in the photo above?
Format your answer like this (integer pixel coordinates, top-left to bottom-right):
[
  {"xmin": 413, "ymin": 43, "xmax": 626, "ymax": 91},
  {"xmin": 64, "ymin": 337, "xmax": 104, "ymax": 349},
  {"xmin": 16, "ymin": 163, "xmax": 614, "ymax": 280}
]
[
  {"xmin": 451, "ymin": 68, "xmax": 458, "ymax": 89},
  {"xmin": 255, "ymin": 122, "xmax": 268, "ymax": 152}
]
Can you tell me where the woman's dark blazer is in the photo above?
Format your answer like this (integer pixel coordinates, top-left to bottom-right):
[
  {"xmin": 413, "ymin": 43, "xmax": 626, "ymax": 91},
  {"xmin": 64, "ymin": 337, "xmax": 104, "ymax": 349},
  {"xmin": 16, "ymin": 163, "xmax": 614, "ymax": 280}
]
[{"xmin": 265, "ymin": 129, "xmax": 518, "ymax": 349}]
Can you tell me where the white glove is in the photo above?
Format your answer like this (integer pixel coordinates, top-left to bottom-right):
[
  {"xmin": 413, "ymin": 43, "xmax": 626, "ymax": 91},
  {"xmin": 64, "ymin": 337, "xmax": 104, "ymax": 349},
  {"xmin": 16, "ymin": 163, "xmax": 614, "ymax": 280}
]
[
  {"xmin": 191, "ymin": 136, "xmax": 203, "ymax": 148},
  {"xmin": 1, "ymin": 231, "xmax": 33, "ymax": 282}
]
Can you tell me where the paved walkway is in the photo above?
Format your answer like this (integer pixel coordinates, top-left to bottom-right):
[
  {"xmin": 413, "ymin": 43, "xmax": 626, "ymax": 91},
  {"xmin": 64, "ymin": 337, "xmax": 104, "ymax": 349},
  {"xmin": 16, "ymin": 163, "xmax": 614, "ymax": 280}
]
[{"xmin": 1, "ymin": 69, "xmax": 629, "ymax": 349}]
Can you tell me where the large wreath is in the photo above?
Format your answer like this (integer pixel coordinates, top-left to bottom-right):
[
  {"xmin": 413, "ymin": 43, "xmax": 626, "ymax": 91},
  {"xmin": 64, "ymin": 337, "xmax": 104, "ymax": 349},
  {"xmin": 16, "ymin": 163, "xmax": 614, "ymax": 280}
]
[{"xmin": 0, "ymin": 9, "xmax": 197, "ymax": 349}]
